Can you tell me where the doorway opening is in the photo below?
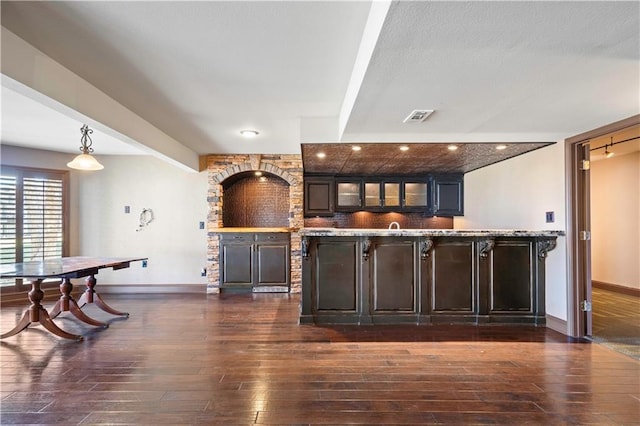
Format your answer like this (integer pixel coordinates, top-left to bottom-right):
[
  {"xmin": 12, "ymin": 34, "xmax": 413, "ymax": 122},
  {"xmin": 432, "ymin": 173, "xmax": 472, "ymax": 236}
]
[{"xmin": 565, "ymin": 115, "xmax": 639, "ymax": 351}]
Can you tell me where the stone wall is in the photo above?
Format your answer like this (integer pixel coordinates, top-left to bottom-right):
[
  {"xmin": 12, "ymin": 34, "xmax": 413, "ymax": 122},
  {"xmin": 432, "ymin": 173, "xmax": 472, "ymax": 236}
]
[{"xmin": 206, "ymin": 154, "xmax": 303, "ymax": 293}]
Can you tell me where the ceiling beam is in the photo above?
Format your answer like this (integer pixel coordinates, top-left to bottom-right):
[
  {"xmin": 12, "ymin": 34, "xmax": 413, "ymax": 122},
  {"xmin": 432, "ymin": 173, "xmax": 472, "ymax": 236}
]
[
  {"xmin": 1, "ymin": 27, "xmax": 200, "ymax": 172},
  {"xmin": 338, "ymin": 0, "xmax": 392, "ymax": 141}
]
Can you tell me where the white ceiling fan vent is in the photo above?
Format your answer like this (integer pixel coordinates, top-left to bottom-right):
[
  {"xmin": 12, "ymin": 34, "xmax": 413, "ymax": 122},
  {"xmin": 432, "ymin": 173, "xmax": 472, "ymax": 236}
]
[{"xmin": 403, "ymin": 109, "xmax": 434, "ymax": 123}]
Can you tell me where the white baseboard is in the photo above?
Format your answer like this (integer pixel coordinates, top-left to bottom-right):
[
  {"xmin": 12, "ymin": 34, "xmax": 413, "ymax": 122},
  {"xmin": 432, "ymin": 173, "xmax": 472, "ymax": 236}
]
[{"xmin": 545, "ymin": 314, "xmax": 568, "ymax": 335}]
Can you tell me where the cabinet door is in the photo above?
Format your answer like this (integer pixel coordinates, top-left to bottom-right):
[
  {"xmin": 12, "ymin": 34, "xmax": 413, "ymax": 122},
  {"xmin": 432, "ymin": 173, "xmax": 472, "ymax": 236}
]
[
  {"xmin": 220, "ymin": 242, "xmax": 253, "ymax": 286},
  {"xmin": 304, "ymin": 178, "xmax": 334, "ymax": 216},
  {"xmin": 314, "ymin": 240, "xmax": 358, "ymax": 312},
  {"xmin": 430, "ymin": 239, "xmax": 475, "ymax": 313},
  {"xmin": 336, "ymin": 181, "xmax": 362, "ymax": 210},
  {"xmin": 487, "ymin": 241, "xmax": 534, "ymax": 313},
  {"xmin": 370, "ymin": 239, "xmax": 417, "ymax": 313},
  {"xmin": 432, "ymin": 175, "xmax": 464, "ymax": 216},
  {"xmin": 383, "ymin": 182, "xmax": 401, "ymax": 208},
  {"xmin": 403, "ymin": 182, "xmax": 428, "ymax": 208},
  {"xmin": 364, "ymin": 182, "xmax": 382, "ymax": 208},
  {"xmin": 255, "ymin": 243, "xmax": 290, "ymax": 286}
]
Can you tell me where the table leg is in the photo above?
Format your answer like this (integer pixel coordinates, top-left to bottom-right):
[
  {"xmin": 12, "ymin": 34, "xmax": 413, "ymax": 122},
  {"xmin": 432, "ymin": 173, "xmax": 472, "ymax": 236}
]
[
  {"xmin": 1, "ymin": 279, "xmax": 83, "ymax": 341},
  {"xmin": 50, "ymin": 278, "xmax": 108, "ymax": 328},
  {"xmin": 77, "ymin": 275, "xmax": 129, "ymax": 317}
]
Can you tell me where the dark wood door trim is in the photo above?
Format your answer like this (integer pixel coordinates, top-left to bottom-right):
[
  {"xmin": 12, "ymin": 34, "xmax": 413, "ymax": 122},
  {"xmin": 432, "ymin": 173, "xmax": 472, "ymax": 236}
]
[{"xmin": 565, "ymin": 114, "xmax": 639, "ymax": 338}]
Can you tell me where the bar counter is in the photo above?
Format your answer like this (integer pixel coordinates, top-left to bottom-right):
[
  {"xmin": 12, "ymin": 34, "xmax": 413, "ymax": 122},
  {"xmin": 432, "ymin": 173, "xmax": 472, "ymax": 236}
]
[{"xmin": 299, "ymin": 228, "xmax": 563, "ymax": 325}]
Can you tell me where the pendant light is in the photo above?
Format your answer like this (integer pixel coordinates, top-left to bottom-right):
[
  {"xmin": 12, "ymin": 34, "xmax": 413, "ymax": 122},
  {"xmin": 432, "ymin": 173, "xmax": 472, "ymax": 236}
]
[{"xmin": 67, "ymin": 125, "xmax": 104, "ymax": 171}]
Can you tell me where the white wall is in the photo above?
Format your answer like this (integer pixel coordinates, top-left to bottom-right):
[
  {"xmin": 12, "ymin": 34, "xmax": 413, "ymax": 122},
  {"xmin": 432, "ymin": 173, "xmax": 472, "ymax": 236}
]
[
  {"xmin": 77, "ymin": 155, "xmax": 208, "ymax": 285},
  {"xmin": 1, "ymin": 145, "xmax": 209, "ymax": 286},
  {"xmin": 454, "ymin": 142, "xmax": 568, "ymax": 320},
  {"xmin": 590, "ymin": 151, "xmax": 640, "ymax": 290}
]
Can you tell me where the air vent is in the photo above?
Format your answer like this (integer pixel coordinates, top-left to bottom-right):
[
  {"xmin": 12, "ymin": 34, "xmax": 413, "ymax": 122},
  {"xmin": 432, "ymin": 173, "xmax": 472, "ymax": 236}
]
[{"xmin": 403, "ymin": 109, "xmax": 434, "ymax": 123}]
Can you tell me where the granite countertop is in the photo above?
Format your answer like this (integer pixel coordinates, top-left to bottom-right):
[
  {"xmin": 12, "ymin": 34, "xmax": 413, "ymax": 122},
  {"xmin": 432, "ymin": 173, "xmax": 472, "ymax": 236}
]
[{"xmin": 298, "ymin": 228, "xmax": 565, "ymax": 237}]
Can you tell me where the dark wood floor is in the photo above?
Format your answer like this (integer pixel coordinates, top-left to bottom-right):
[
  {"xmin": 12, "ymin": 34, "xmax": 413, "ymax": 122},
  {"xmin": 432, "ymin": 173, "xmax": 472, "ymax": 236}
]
[{"xmin": 1, "ymin": 292, "xmax": 639, "ymax": 425}]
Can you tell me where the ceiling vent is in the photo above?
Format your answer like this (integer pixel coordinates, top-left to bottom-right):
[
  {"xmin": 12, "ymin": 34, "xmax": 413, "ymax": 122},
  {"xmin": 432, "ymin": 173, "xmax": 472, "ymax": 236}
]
[{"xmin": 403, "ymin": 109, "xmax": 434, "ymax": 123}]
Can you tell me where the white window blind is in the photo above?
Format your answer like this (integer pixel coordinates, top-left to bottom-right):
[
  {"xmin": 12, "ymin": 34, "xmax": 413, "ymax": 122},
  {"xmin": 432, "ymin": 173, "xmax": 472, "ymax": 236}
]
[
  {"xmin": 0, "ymin": 175, "xmax": 17, "ymax": 287},
  {"xmin": 22, "ymin": 177, "xmax": 64, "ymax": 261},
  {"xmin": 0, "ymin": 168, "xmax": 67, "ymax": 288}
]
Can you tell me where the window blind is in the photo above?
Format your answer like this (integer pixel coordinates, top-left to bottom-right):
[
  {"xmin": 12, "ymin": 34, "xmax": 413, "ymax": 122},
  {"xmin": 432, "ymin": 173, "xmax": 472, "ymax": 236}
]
[
  {"xmin": 0, "ymin": 168, "xmax": 67, "ymax": 288},
  {"xmin": 0, "ymin": 175, "xmax": 17, "ymax": 287},
  {"xmin": 22, "ymin": 177, "xmax": 64, "ymax": 261}
]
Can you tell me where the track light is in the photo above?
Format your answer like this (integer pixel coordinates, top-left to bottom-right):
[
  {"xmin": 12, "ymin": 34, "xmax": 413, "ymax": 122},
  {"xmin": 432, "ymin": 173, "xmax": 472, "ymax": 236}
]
[{"xmin": 604, "ymin": 144, "xmax": 614, "ymax": 158}]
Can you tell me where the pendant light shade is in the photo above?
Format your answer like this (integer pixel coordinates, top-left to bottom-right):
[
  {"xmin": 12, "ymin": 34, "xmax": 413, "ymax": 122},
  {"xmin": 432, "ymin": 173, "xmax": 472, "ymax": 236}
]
[{"xmin": 67, "ymin": 125, "xmax": 104, "ymax": 171}]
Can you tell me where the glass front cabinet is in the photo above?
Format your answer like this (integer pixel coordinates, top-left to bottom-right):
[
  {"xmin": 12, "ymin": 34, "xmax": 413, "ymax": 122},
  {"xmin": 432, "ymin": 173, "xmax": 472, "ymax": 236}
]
[
  {"xmin": 403, "ymin": 181, "xmax": 429, "ymax": 209},
  {"xmin": 336, "ymin": 180, "xmax": 362, "ymax": 210},
  {"xmin": 307, "ymin": 174, "xmax": 462, "ymax": 216},
  {"xmin": 336, "ymin": 179, "xmax": 430, "ymax": 212}
]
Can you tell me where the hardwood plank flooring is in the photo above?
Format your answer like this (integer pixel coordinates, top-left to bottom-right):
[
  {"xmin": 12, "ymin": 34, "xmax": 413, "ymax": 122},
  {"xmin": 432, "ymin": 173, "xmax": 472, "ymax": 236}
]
[
  {"xmin": 1, "ymin": 293, "xmax": 639, "ymax": 425},
  {"xmin": 592, "ymin": 287, "xmax": 640, "ymax": 360}
]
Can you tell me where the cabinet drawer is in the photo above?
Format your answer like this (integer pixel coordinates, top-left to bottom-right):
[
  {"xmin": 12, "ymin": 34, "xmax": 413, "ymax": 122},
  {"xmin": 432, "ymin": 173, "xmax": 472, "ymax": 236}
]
[
  {"xmin": 220, "ymin": 233, "xmax": 253, "ymax": 242},
  {"xmin": 255, "ymin": 233, "xmax": 290, "ymax": 242}
]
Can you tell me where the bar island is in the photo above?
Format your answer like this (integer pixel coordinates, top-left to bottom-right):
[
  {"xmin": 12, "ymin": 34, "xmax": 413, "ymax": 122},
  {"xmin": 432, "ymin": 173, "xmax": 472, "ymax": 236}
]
[{"xmin": 299, "ymin": 229, "xmax": 563, "ymax": 325}]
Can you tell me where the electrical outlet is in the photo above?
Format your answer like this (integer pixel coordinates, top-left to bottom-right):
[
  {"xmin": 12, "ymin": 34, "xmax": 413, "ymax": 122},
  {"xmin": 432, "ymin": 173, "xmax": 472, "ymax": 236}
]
[
  {"xmin": 142, "ymin": 260, "xmax": 148, "ymax": 268},
  {"xmin": 199, "ymin": 221, "xmax": 205, "ymax": 229},
  {"xmin": 545, "ymin": 211, "xmax": 555, "ymax": 223},
  {"xmin": 124, "ymin": 205, "xmax": 130, "ymax": 214}
]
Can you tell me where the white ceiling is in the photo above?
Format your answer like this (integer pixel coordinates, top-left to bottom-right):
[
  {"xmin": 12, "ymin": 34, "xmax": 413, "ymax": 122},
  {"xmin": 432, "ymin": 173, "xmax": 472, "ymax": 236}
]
[{"xmin": 1, "ymin": 1, "xmax": 639, "ymax": 163}]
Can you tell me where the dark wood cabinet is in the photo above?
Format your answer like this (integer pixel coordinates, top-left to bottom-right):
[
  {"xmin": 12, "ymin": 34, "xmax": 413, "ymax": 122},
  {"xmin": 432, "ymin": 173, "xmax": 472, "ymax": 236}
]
[
  {"xmin": 403, "ymin": 181, "xmax": 429, "ymax": 209},
  {"xmin": 369, "ymin": 238, "xmax": 419, "ymax": 322},
  {"xmin": 479, "ymin": 239, "xmax": 542, "ymax": 322},
  {"xmin": 334, "ymin": 178, "xmax": 431, "ymax": 213},
  {"xmin": 432, "ymin": 174, "xmax": 464, "ymax": 216},
  {"xmin": 220, "ymin": 233, "xmax": 253, "ymax": 287},
  {"xmin": 304, "ymin": 178, "xmax": 334, "ymax": 216},
  {"xmin": 335, "ymin": 180, "xmax": 362, "ymax": 210},
  {"xmin": 304, "ymin": 174, "xmax": 456, "ymax": 216},
  {"xmin": 430, "ymin": 239, "xmax": 475, "ymax": 312},
  {"xmin": 313, "ymin": 239, "xmax": 359, "ymax": 312},
  {"xmin": 301, "ymin": 234, "xmax": 551, "ymax": 325},
  {"xmin": 220, "ymin": 232, "xmax": 290, "ymax": 291}
]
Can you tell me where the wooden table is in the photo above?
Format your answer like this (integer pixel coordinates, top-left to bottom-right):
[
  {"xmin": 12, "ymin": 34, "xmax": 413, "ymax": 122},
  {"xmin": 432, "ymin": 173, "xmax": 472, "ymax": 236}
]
[{"xmin": 0, "ymin": 257, "xmax": 146, "ymax": 341}]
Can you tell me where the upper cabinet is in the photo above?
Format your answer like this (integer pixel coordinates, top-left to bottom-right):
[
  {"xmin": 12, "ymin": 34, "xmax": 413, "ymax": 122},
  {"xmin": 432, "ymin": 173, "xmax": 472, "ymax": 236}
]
[
  {"xmin": 305, "ymin": 174, "xmax": 463, "ymax": 217},
  {"xmin": 336, "ymin": 180, "xmax": 362, "ymax": 210},
  {"xmin": 304, "ymin": 177, "xmax": 335, "ymax": 216},
  {"xmin": 403, "ymin": 181, "xmax": 429, "ymax": 209},
  {"xmin": 432, "ymin": 174, "xmax": 464, "ymax": 216}
]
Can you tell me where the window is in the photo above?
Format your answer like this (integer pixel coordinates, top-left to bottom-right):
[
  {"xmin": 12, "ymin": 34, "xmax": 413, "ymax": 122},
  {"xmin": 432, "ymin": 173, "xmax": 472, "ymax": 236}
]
[{"xmin": 0, "ymin": 166, "xmax": 69, "ymax": 291}]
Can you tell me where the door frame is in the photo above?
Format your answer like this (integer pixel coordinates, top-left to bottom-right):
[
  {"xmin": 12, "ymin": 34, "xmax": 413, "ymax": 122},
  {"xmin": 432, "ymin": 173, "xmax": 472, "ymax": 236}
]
[{"xmin": 565, "ymin": 114, "xmax": 639, "ymax": 337}]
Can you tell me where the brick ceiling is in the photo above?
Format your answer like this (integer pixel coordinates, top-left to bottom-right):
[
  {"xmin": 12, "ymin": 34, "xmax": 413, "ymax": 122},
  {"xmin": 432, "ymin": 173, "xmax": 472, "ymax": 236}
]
[{"xmin": 301, "ymin": 142, "xmax": 554, "ymax": 175}]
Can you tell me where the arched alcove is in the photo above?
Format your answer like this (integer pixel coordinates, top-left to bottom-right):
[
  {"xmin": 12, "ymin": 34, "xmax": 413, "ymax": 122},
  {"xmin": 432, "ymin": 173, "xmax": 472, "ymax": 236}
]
[{"xmin": 222, "ymin": 171, "xmax": 290, "ymax": 227}]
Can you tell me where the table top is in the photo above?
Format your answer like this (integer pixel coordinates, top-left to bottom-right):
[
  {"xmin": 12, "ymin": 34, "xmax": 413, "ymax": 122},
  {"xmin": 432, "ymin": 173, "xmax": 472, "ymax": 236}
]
[{"xmin": 0, "ymin": 256, "xmax": 147, "ymax": 279}]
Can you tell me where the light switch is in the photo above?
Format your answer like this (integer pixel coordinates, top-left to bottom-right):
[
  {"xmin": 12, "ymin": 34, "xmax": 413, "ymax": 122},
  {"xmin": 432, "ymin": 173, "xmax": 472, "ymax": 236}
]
[{"xmin": 545, "ymin": 211, "xmax": 555, "ymax": 223}]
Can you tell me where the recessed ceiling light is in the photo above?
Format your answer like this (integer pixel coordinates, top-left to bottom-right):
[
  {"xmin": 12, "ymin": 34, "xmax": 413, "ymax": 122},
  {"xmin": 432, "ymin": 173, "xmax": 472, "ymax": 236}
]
[
  {"xmin": 447, "ymin": 145, "xmax": 458, "ymax": 151},
  {"xmin": 254, "ymin": 171, "xmax": 263, "ymax": 176},
  {"xmin": 352, "ymin": 145, "xmax": 361, "ymax": 152},
  {"xmin": 399, "ymin": 145, "xmax": 409, "ymax": 152},
  {"xmin": 317, "ymin": 152, "xmax": 326, "ymax": 159},
  {"xmin": 496, "ymin": 144, "xmax": 507, "ymax": 150},
  {"xmin": 240, "ymin": 129, "xmax": 259, "ymax": 138}
]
